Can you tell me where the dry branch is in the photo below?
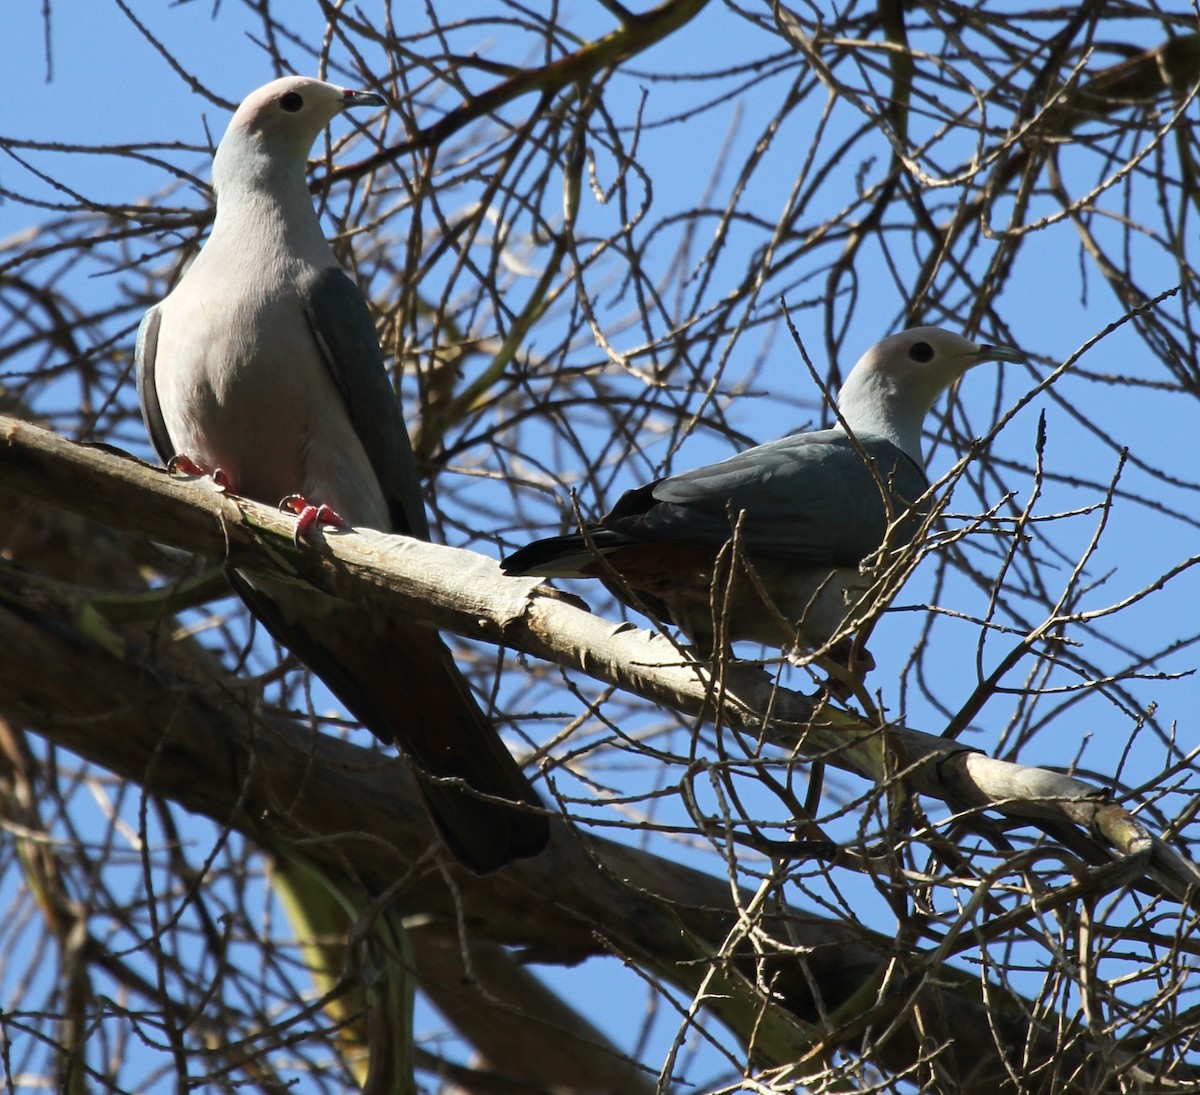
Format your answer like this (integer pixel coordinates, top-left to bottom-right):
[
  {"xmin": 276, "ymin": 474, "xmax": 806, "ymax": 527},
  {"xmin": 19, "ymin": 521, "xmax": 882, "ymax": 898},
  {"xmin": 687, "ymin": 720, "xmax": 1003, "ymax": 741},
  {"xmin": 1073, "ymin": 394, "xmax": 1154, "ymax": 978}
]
[
  {"xmin": 2, "ymin": 413, "xmax": 1195, "ymax": 909},
  {"xmin": 3, "ymin": 5, "xmax": 1199, "ymax": 1090},
  {"xmin": 0, "ymin": 467, "xmax": 1131, "ymax": 1093}
]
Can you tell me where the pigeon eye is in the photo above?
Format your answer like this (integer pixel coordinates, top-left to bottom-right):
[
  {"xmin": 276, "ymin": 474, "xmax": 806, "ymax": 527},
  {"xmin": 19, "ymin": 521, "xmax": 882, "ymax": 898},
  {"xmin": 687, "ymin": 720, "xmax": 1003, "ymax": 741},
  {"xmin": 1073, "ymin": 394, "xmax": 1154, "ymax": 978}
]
[
  {"xmin": 908, "ymin": 341, "xmax": 935, "ymax": 364},
  {"xmin": 280, "ymin": 92, "xmax": 304, "ymax": 113}
]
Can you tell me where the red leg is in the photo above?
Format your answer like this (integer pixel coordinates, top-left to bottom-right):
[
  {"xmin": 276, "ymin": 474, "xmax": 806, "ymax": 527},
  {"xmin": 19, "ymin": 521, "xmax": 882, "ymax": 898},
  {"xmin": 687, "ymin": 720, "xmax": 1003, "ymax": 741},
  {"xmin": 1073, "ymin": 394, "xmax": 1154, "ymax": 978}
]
[
  {"xmin": 822, "ymin": 642, "xmax": 875, "ymax": 703},
  {"xmin": 166, "ymin": 453, "xmax": 207, "ymax": 477},
  {"xmin": 166, "ymin": 454, "xmax": 231, "ymax": 490},
  {"xmin": 280, "ymin": 494, "xmax": 347, "ymax": 545}
]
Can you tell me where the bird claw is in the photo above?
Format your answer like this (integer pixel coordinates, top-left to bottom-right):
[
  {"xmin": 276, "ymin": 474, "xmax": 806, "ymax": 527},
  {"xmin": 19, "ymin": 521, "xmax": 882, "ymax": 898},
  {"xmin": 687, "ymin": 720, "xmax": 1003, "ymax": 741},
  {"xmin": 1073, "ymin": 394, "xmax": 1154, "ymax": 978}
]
[
  {"xmin": 280, "ymin": 494, "xmax": 347, "ymax": 545},
  {"xmin": 819, "ymin": 642, "xmax": 875, "ymax": 703},
  {"xmin": 167, "ymin": 454, "xmax": 231, "ymax": 491},
  {"xmin": 167, "ymin": 453, "xmax": 208, "ymax": 478}
]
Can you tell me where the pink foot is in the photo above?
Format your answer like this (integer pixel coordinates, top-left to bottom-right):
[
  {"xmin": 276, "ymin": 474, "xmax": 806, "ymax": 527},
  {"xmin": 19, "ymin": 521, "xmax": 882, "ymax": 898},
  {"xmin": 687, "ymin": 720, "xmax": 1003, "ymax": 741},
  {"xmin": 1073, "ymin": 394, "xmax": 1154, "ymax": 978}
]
[
  {"xmin": 822, "ymin": 641, "xmax": 875, "ymax": 702},
  {"xmin": 167, "ymin": 453, "xmax": 207, "ymax": 477},
  {"xmin": 280, "ymin": 494, "xmax": 347, "ymax": 545},
  {"xmin": 167, "ymin": 454, "xmax": 231, "ymax": 490}
]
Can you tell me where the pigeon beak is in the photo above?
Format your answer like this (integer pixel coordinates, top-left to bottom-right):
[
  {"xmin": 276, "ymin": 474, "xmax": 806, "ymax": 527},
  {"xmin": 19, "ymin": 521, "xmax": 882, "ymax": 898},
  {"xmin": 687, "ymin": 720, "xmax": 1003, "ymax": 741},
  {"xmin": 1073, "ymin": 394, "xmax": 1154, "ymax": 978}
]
[
  {"xmin": 342, "ymin": 89, "xmax": 385, "ymax": 109},
  {"xmin": 973, "ymin": 342, "xmax": 1027, "ymax": 366}
]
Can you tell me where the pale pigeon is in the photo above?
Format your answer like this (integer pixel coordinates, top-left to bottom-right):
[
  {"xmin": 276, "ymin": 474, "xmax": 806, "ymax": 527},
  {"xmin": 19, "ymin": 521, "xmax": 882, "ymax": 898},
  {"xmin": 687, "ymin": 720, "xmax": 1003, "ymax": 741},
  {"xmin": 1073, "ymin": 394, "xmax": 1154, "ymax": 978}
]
[
  {"xmin": 502, "ymin": 328, "xmax": 1024, "ymax": 663},
  {"xmin": 136, "ymin": 76, "xmax": 548, "ymax": 872}
]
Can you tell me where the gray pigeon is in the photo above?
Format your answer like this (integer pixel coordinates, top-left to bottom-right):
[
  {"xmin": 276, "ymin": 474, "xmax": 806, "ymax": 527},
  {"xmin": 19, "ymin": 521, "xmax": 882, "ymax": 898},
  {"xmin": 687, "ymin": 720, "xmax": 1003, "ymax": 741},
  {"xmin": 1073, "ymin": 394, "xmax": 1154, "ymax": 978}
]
[
  {"xmin": 136, "ymin": 76, "xmax": 548, "ymax": 873},
  {"xmin": 502, "ymin": 328, "xmax": 1024, "ymax": 661}
]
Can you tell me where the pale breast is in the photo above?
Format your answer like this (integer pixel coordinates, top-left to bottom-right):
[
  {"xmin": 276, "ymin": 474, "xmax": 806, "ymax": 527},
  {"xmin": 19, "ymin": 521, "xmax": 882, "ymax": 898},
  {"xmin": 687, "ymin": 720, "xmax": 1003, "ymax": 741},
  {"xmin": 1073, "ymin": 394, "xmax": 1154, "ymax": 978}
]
[{"xmin": 153, "ymin": 274, "xmax": 389, "ymax": 530}]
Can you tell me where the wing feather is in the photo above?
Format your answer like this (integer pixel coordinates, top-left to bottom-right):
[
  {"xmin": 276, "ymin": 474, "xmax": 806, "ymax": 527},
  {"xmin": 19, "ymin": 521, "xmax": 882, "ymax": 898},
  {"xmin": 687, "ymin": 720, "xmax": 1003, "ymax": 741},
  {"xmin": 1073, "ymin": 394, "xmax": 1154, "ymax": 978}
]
[
  {"xmin": 605, "ymin": 429, "xmax": 929, "ymax": 565},
  {"xmin": 134, "ymin": 305, "xmax": 175, "ymax": 466},
  {"xmin": 300, "ymin": 267, "xmax": 428, "ymax": 539}
]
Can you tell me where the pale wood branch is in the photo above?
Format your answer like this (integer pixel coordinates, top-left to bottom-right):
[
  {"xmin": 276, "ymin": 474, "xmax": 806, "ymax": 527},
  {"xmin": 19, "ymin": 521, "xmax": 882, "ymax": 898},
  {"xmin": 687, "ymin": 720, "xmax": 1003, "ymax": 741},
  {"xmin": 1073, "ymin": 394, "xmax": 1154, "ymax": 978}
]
[
  {"xmin": 0, "ymin": 529, "xmax": 1112, "ymax": 1093},
  {"xmin": 1, "ymin": 413, "xmax": 1197, "ymax": 1090},
  {"xmin": 1, "ymin": 414, "xmax": 1195, "ymax": 905}
]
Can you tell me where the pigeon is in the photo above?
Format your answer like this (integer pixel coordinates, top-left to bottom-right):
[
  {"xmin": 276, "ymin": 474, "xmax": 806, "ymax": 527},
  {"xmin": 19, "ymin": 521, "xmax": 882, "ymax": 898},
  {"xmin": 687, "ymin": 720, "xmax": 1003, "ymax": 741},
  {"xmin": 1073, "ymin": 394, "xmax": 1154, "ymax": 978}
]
[
  {"xmin": 136, "ymin": 76, "xmax": 548, "ymax": 872},
  {"xmin": 502, "ymin": 328, "xmax": 1024, "ymax": 664}
]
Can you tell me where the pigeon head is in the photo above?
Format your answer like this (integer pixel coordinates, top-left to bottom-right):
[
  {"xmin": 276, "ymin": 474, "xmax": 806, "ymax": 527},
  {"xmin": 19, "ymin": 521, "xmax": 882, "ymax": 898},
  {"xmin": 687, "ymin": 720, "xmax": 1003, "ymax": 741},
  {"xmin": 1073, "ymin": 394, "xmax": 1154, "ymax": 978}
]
[
  {"xmin": 212, "ymin": 76, "xmax": 383, "ymax": 197},
  {"xmin": 835, "ymin": 326, "xmax": 1025, "ymax": 464}
]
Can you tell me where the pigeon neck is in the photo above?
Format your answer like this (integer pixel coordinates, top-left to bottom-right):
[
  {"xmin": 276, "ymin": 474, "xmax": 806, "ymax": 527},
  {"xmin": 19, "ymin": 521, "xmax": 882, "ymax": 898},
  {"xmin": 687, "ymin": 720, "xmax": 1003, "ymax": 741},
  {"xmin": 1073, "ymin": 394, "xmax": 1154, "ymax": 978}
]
[
  {"xmin": 210, "ymin": 147, "xmax": 334, "ymax": 264},
  {"xmin": 836, "ymin": 372, "xmax": 930, "ymax": 468}
]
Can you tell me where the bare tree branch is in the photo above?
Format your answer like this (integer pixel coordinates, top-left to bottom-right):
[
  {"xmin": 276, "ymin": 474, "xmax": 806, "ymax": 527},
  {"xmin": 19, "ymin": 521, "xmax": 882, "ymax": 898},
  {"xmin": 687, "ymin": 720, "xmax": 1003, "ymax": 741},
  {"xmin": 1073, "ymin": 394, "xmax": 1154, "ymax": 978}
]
[
  {"xmin": 3, "ymin": 3, "xmax": 1199, "ymax": 1089},
  {"xmin": 0, "ymin": 483, "xmax": 1158, "ymax": 1094}
]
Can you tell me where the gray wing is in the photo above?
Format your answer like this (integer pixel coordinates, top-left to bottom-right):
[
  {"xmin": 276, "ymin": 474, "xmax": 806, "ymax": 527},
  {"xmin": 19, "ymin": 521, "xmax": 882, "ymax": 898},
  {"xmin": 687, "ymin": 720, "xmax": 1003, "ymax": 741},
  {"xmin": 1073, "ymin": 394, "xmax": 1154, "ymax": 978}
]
[
  {"xmin": 134, "ymin": 304, "xmax": 176, "ymax": 466},
  {"xmin": 300, "ymin": 266, "xmax": 429, "ymax": 540},
  {"xmin": 606, "ymin": 429, "xmax": 929, "ymax": 565}
]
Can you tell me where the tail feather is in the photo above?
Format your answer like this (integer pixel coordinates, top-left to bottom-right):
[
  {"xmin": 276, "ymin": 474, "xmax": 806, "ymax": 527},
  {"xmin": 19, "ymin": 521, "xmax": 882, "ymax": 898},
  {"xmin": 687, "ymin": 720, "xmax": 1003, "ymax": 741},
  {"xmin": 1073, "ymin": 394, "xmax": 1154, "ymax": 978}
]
[
  {"xmin": 229, "ymin": 571, "xmax": 549, "ymax": 873},
  {"xmin": 501, "ymin": 530, "xmax": 629, "ymax": 578},
  {"xmin": 385, "ymin": 632, "xmax": 549, "ymax": 871}
]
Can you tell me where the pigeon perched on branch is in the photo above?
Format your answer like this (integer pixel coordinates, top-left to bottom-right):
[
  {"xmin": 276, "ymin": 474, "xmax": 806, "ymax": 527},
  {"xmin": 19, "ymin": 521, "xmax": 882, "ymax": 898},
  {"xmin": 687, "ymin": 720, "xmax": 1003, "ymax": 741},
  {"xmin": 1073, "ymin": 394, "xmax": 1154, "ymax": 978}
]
[
  {"xmin": 137, "ymin": 77, "xmax": 549, "ymax": 873},
  {"xmin": 503, "ymin": 328, "xmax": 1024, "ymax": 668}
]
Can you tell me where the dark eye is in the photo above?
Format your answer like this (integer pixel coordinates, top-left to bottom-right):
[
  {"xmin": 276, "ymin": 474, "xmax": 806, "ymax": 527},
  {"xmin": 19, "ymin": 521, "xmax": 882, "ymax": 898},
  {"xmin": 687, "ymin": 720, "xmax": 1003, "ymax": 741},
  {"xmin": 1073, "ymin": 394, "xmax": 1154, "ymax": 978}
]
[
  {"xmin": 280, "ymin": 92, "xmax": 304, "ymax": 113},
  {"xmin": 908, "ymin": 341, "xmax": 934, "ymax": 363}
]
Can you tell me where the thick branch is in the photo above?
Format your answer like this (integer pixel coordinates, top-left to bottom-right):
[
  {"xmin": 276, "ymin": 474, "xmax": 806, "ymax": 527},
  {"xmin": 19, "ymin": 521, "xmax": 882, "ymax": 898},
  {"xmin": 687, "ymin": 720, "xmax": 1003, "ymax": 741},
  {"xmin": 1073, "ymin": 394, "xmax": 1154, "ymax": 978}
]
[
  {"xmin": 1, "ymin": 414, "xmax": 1195, "ymax": 906},
  {"xmin": 0, "ymin": 549, "xmax": 1108, "ymax": 1093},
  {"xmin": 2, "ymin": 413, "xmax": 1193, "ymax": 1089}
]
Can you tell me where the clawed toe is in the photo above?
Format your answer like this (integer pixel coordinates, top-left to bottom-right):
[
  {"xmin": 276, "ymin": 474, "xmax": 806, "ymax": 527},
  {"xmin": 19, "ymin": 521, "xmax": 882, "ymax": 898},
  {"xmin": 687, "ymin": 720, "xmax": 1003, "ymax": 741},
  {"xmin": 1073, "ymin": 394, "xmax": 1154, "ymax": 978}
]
[
  {"xmin": 280, "ymin": 494, "xmax": 347, "ymax": 545},
  {"xmin": 820, "ymin": 641, "xmax": 875, "ymax": 702},
  {"xmin": 167, "ymin": 453, "xmax": 208, "ymax": 478},
  {"xmin": 167, "ymin": 454, "xmax": 231, "ymax": 491}
]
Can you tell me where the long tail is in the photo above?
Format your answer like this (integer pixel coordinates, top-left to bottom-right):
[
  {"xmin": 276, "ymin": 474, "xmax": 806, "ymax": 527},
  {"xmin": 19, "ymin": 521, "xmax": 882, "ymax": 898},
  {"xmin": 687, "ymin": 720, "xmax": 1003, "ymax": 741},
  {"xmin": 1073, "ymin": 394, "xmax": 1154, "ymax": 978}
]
[
  {"xmin": 229, "ymin": 571, "xmax": 549, "ymax": 873},
  {"xmin": 501, "ymin": 529, "xmax": 631, "ymax": 578}
]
